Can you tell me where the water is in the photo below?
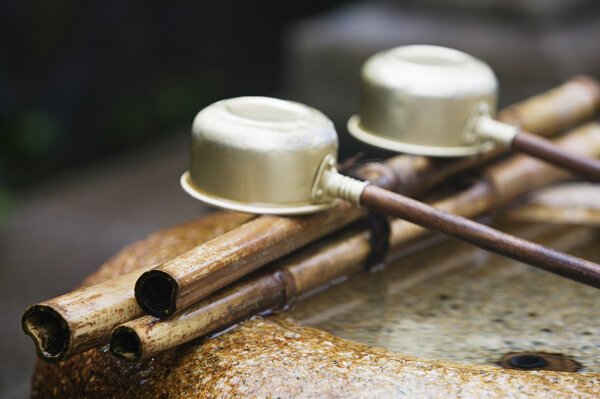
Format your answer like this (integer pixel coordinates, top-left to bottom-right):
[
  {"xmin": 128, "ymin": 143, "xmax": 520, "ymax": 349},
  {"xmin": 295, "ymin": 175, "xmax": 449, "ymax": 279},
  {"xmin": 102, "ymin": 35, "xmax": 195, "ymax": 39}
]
[{"xmin": 292, "ymin": 221, "xmax": 600, "ymax": 372}]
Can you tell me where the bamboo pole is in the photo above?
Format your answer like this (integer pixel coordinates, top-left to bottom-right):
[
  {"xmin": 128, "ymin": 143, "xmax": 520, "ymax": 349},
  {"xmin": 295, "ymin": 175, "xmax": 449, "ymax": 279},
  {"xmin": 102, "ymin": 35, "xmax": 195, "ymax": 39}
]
[
  {"xmin": 22, "ymin": 78, "xmax": 600, "ymax": 362},
  {"xmin": 112, "ymin": 123, "xmax": 600, "ymax": 361},
  {"xmin": 134, "ymin": 202, "xmax": 368, "ymax": 318},
  {"xmin": 135, "ymin": 78, "xmax": 600, "ymax": 319},
  {"xmin": 21, "ymin": 212, "xmax": 256, "ymax": 362}
]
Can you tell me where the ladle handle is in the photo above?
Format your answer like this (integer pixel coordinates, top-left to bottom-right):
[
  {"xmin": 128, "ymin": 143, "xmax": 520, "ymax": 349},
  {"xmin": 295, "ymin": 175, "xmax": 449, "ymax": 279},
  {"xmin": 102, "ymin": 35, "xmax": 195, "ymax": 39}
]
[
  {"xmin": 360, "ymin": 184, "xmax": 600, "ymax": 289},
  {"xmin": 512, "ymin": 130, "xmax": 600, "ymax": 182}
]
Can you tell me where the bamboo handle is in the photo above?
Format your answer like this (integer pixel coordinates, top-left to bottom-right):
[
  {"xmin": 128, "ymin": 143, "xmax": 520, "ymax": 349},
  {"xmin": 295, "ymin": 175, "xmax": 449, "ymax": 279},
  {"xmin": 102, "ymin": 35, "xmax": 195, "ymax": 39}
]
[
  {"xmin": 360, "ymin": 185, "xmax": 600, "ymax": 289},
  {"xmin": 512, "ymin": 130, "xmax": 600, "ymax": 182}
]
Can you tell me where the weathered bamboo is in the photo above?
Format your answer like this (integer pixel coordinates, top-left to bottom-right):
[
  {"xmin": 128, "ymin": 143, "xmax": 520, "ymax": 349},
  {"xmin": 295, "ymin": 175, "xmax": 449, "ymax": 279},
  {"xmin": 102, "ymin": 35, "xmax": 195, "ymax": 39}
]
[
  {"xmin": 135, "ymin": 78, "xmax": 600, "ymax": 319},
  {"xmin": 21, "ymin": 211, "xmax": 256, "ymax": 362},
  {"xmin": 19, "ymin": 153, "xmax": 424, "ymax": 362},
  {"xmin": 134, "ymin": 202, "xmax": 369, "ymax": 319},
  {"xmin": 112, "ymin": 123, "xmax": 600, "ymax": 361},
  {"xmin": 22, "ymin": 78, "xmax": 600, "ymax": 362}
]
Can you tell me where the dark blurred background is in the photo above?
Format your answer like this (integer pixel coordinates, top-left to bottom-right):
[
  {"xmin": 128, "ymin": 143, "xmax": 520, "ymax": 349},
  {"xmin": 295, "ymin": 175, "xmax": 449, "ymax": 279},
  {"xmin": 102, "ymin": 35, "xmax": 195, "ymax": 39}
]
[
  {"xmin": 0, "ymin": 1, "xmax": 347, "ymax": 209},
  {"xmin": 1, "ymin": 1, "xmax": 600, "ymax": 397}
]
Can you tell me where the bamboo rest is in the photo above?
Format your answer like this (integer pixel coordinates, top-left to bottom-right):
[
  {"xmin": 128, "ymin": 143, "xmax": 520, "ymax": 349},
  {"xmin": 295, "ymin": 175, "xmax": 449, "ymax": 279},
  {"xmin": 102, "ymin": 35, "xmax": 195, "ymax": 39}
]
[
  {"xmin": 114, "ymin": 123, "xmax": 600, "ymax": 362},
  {"xmin": 21, "ymin": 78, "xmax": 600, "ymax": 364}
]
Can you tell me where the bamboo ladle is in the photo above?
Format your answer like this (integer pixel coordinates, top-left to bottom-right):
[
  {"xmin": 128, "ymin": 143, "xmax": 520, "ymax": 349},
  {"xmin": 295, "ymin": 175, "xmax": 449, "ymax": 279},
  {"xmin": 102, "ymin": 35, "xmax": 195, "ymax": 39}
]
[
  {"xmin": 137, "ymin": 96, "xmax": 600, "ymax": 319},
  {"xmin": 347, "ymin": 45, "xmax": 600, "ymax": 181}
]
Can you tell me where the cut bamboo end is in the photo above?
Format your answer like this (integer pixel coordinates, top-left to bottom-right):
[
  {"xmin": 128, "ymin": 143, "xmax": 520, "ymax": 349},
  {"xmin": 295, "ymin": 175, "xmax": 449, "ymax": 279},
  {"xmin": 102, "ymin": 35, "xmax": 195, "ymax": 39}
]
[
  {"xmin": 20, "ymin": 211, "xmax": 256, "ymax": 363},
  {"xmin": 135, "ymin": 270, "xmax": 178, "ymax": 319},
  {"xmin": 22, "ymin": 305, "xmax": 70, "ymax": 363},
  {"xmin": 110, "ymin": 325, "xmax": 142, "ymax": 362}
]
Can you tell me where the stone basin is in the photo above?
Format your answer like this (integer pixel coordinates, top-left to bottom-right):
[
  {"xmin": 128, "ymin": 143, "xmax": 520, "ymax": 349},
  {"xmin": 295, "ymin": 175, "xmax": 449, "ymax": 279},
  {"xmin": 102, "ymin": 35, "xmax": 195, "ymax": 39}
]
[{"xmin": 31, "ymin": 183, "xmax": 600, "ymax": 397}]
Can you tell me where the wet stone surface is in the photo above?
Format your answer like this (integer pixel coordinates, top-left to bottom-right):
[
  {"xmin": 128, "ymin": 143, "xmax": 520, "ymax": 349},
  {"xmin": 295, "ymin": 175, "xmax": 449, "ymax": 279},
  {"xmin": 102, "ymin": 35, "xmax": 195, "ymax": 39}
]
[
  {"xmin": 292, "ymin": 222, "xmax": 600, "ymax": 372},
  {"xmin": 31, "ymin": 203, "xmax": 600, "ymax": 397}
]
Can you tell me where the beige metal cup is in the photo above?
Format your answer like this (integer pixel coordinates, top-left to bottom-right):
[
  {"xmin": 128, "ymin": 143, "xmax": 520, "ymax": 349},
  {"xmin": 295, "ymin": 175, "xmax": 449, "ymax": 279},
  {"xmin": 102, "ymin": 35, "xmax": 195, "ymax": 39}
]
[
  {"xmin": 348, "ymin": 45, "xmax": 500, "ymax": 157},
  {"xmin": 181, "ymin": 96, "xmax": 350, "ymax": 215}
]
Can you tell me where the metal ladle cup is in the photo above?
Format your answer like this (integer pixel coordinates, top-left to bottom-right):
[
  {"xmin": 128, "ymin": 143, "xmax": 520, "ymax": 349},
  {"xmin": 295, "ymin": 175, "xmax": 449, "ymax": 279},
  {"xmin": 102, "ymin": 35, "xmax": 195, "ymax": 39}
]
[
  {"xmin": 348, "ymin": 45, "xmax": 499, "ymax": 157},
  {"xmin": 180, "ymin": 96, "xmax": 368, "ymax": 215},
  {"xmin": 347, "ymin": 45, "xmax": 600, "ymax": 180}
]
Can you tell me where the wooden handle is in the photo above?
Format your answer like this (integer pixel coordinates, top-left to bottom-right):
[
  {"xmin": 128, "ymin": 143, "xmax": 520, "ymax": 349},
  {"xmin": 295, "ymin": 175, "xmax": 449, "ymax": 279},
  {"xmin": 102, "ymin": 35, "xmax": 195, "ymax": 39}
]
[
  {"xmin": 512, "ymin": 130, "xmax": 600, "ymax": 182},
  {"xmin": 360, "ymin": 184, "xmax": 600, "ymax": 289}
]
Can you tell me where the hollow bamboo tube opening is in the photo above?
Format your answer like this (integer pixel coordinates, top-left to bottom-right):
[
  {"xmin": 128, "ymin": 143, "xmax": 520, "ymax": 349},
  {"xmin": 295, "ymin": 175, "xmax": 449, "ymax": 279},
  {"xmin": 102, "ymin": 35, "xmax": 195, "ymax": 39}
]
[
  {"xmin": 110, "ymin": 326, "xmax": 142, "ymax": 362},
  {"xmin": 22, "ymin": 305, "xmax": 70, "ymax": 362},
  {"xmin": 114, "ymin": 270, "xmax": 287, "ymax": 361},
  {"xmin": 135, "ymin": 270, "xmax": 178, "ymax": 318}
]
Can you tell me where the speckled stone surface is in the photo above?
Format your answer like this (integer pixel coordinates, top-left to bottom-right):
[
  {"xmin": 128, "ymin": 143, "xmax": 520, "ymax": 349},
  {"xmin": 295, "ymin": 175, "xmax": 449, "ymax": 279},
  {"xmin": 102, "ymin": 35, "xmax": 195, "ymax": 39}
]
[
  {"xmin": 31, "ymin": 201, "xmax": 600, "ymax": 397},
  {"xmin": 292, "ymin": 222, "xmax": 600, "ymax": 373},
  {"xmin": 32, "ymin": 314, "xmax": 600, "ymax": 398}
]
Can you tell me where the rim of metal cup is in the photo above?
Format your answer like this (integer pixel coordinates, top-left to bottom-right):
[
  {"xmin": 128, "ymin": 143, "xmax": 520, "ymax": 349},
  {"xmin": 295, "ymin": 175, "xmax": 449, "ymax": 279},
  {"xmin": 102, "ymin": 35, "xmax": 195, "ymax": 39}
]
[
  {"xmin": 347, "ymin": 115, "xmax": 495, "ymax": 157},
  {"xmin": 181, "ymin": 171, "xmax": 338, "ymax": 215}
]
